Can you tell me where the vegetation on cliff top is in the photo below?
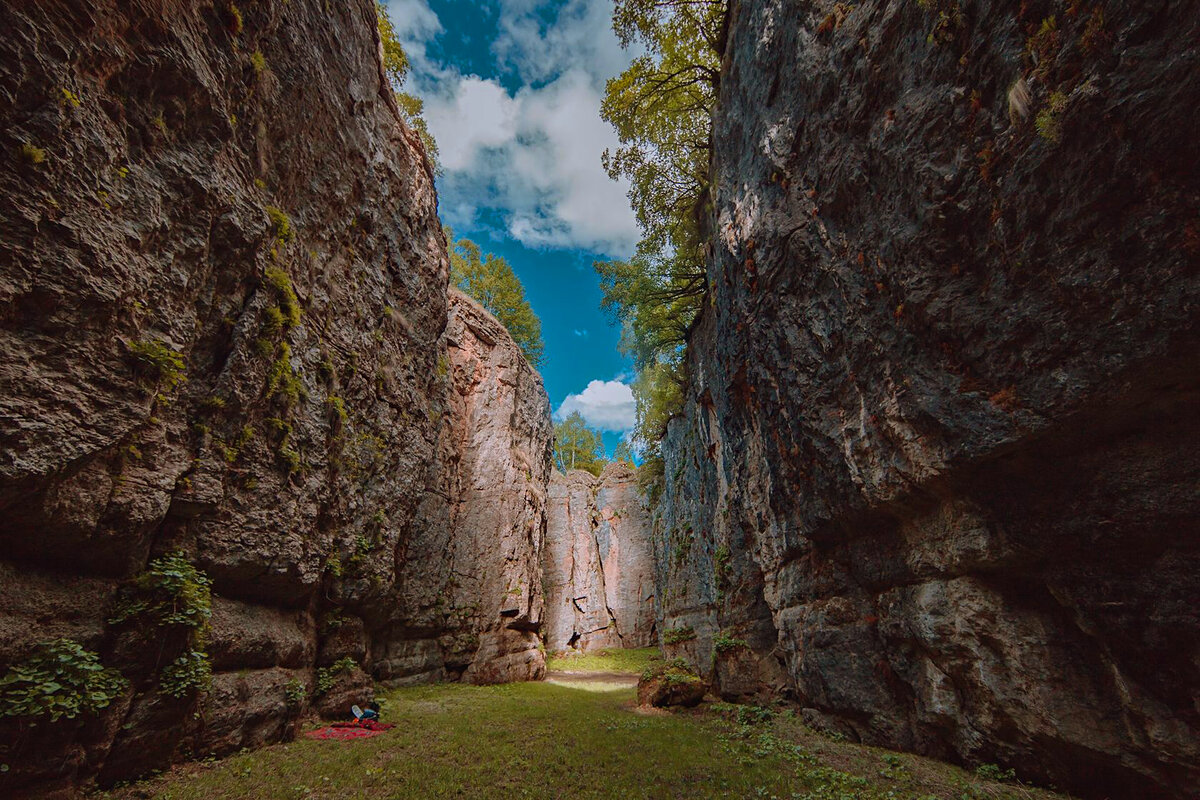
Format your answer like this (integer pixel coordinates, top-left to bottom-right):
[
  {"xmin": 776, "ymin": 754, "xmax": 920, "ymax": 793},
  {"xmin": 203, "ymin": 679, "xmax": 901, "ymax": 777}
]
[
  {"xmin": 595, "ymin": 0, "xmax": 727, "ymax": 490},
  {"xmin": 553, "ymin": 410, "xmax": 607, "ymax": 475},
  {"xmin": 447, "ymin": 229, "xmax": 545, "ymax": 367},
  {"xmin": 377, "ymin": 2, "xmax": 439, "ymax": 168}
]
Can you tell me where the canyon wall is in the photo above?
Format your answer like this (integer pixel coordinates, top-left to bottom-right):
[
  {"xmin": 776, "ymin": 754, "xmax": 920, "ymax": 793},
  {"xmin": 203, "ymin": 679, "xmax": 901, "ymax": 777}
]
[
  {"xmin": 655, "ymin": 1, "xmax": 1200, "ymax": 798},
  {"xmin": 543, "ymin": 464, "xmax": 656, "ymax": 652},
  {"xmin": 0, "ymin": 1, "xmax": 550, "ymax": 794}
]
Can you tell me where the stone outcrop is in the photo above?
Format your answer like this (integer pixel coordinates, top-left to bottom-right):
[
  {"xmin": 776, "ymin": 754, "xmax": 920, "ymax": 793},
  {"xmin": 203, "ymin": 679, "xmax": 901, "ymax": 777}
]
[
  {"xmin": 373, "ymin": 289, "xmax": 552, "ymax": 687},
  {"xmin": 0, "ymin": 1, "xmax": 552, "ymax": 794},
  {"xmin": 543, "ymin": 463, "xmax": 656, "ymax": 652},
  {"xmin": 655, "ymin": 1, "xmax": 1200, "ymax": 799}
]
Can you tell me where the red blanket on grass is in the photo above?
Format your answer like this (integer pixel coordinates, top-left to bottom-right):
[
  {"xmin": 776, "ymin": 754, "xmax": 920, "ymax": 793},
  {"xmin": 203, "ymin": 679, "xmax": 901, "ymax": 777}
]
[{"xmin": 304, "ymin": 720, "xmax": 396, "ymax": 740}]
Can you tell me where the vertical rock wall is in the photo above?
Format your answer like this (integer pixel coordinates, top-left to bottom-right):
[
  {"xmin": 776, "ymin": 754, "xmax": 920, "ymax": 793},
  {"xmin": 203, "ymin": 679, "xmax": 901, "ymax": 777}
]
[
  {"xmin": 656, "ymin": 1, "xmax": 1200, "ymax": 798},
  {"xmin": 0, "ymin": 1, "xmax": 552, "ymax": 794},
  {"xmin": 543, "ymin": 464, "xmax": 656, "ymax": 652},
  {"xmin": 373, "ymin": 290, "xmax": 552, "ymax": 686}
]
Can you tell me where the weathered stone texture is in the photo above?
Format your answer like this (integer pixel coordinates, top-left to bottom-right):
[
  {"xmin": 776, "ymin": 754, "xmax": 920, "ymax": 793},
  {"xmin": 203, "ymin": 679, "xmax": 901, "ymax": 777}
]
[
  {"xmin": 0, "ymin": 1, "xmax": 552, "ymax": 794},
  {"xmin": 655, "ymin": 1, "xmax": 1200, "ymax": 798},
  {"xmin": 543, "ymin": 463, "xmax": 656, "ymax": 652}
]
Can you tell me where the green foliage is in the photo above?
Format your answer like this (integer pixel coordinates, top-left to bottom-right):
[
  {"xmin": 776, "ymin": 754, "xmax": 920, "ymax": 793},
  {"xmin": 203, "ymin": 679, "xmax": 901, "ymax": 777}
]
[
  {"xmin": 225, "ymin": 3, "xmax": 243, "ymax": 35},
  {"xmin": 326, "ymin": 394, "xmax": 348, "ymax": 425},
  {"xmin": 448, "ymin": 231, "xmax": 545, "ymax": 366},
  {"xmin": 110, "ymin": 552, "xmax": 213, "ymax": 632},
  {"xmin": 661, "ymin": 625, "xmax": 696, "ymax": 645},
  {"xmin": 553, "ymin": 411, "xmax": 606, "ymax": 475},
  {"xmin": 285, "ymin": 679, "xmax": 306, "ymax": 706},
  {"xmin": 612, "ymin": 440, "xmax": 636, "ymax": 465},
  {"xmin": 266, "ymin": 342, "xmax": 303, "ymax": 406},
  {"xmin": 712, "ymin": 630, "xmax": 748, "ymax": 654},
  {"xmin": 0, "ymin": 639, "xmax": 127, "ymax": 722},
  {"xmin": 377, "ymin": 2, "xmax": 439, "ymax": 167},
  {"xmin": 263, "ymin": 266, "xmax": 301, "ymax": 329},
  {"xmin": 250, "ymin": 50, "xmax": 266, "ymax": 75},
  {"xmin": 1035, "ymin": 91, "xmax": 1068, "ymax": 143},
  {"xmin": 314, "ymin": 657, "xmax": 358, "ymax": 697},
  {"xmin": 974, "ymin": 763, "xmax": 1016, "ymax": 783},
  {"xmin": 544, "ymin": 647, "xmax": 660, "ymax": 674},
  {"xmin": 265, "ymin": 206, "xmax": 294, "ymax": 245},
  {"xmin": 160, "ymin": 650, "xmax": 212, "ymax": 698},
  {"xmin": 128, "ymin": 338, "xmax": 186, "ymax": 392},
  {"xmin": 19, "ymin": 143, "xmax": 46, "ymax": 165}
]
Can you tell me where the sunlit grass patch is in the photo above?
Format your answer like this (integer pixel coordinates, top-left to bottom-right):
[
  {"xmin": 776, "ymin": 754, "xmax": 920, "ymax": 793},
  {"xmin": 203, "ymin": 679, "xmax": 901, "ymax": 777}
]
[{"xmin": 544, "ymin": 645, "xmax": 661, "ymax": 674}]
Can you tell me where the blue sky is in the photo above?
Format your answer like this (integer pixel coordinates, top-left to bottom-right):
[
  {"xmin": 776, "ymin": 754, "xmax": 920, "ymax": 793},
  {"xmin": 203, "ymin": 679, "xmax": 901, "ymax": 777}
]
[{"xmin": 384, "ymin": 0, "xmax": 639, "ymax": 455}]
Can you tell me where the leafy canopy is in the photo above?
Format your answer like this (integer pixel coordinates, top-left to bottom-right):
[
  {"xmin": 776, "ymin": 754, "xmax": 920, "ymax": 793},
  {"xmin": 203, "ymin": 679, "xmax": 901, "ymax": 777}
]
[
  {"xmin": 377, "ymin": 2, "xmax": 439, "ymax": 169},
  {"xmin": 448, "ymin": 230, "xmax": 546, "ymax": 367},
  {"xmin": 554, "ymin": 411, "xmax": 607, "ymax": 476},
  {"xmin": 596, "ymin": 0, "xmax": 726, "ymax": 491}
]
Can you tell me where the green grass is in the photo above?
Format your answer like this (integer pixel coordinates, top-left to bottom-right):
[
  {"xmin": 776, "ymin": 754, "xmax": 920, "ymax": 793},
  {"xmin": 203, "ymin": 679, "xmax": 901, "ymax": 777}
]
[
  {"xmin": 101, "ymin": 677, "xmax": 1073, "ymax": 800},
  {"xmin": 544, "ymin": 646, "xmax": 660, "ymax": 674}
]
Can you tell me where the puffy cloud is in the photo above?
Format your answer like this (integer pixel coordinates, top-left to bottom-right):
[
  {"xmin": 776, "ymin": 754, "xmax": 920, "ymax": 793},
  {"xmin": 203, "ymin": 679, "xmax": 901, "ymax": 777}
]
[
  {"xmin": 383, "ymin": 0, "xmax": 640, "ymax": 256},
  {"xmin": 555, "ymin": 380, "xmax": 635, "ymax": 432}
]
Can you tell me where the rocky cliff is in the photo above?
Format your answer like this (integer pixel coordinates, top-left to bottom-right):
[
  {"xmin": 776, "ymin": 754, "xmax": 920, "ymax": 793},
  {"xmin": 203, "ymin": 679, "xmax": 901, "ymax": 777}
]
[
  {"xmin": 0, "ymin": 1, "xmax": 551, "ymax": 794},
  {"xmin": 372, "ymin": 289, "xmax": 552, "ymax": 687},
  {"xmin": 543, "ymin": 464, "xmax": 656, "ymax": 652},
  {"xmin": 655, "ymin": 1, "xmax": 1199, "ymax": 798}
]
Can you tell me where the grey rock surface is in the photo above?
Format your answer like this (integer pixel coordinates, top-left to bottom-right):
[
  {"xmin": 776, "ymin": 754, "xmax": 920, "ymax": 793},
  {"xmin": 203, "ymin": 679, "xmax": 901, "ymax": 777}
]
[
  {"xmin": 543, "ymin": 463, "xmax": 656, "ymax": 652},
  {"xmin": 655, "ymin": 1, "xmax": 1200, "ymax": 798},
  {"xmin": 0, "ymin": 1, "xmax": 553, "ymax": 793}
]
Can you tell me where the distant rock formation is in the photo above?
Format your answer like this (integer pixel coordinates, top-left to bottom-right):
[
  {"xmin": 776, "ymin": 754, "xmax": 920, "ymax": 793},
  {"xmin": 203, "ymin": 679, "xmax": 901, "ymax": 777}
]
[
  {"xmin": 0, "ymin": 1, "xmax": 551, "ymax": 794},
  {"xmin": 543, "ymin": 464, "xmax": 656, "ymax": 652},
  {"xmin": 653, "ymin": 1, "xmax": 1200, "ymax": 798}
]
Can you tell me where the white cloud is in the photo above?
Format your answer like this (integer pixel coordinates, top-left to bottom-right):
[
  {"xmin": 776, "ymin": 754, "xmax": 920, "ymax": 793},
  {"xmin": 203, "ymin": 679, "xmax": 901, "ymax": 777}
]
[
  {"xmin": 384, "ymin": 0, "xmax": 641, "ymax": 256},
  {"xmin": 555, "ymin": 380, "xmax": 636, "ymax": 432}
]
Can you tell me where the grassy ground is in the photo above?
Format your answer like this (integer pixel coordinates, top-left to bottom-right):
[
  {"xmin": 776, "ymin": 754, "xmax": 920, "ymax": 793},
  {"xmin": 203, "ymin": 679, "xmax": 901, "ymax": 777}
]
[
  {"xmin": 100, "ymin": 660, "xmax": 1074, "ymax": 800},
  {"xmin": 544, "ymin": 646, "xmax": 660, "ymax": 674}
]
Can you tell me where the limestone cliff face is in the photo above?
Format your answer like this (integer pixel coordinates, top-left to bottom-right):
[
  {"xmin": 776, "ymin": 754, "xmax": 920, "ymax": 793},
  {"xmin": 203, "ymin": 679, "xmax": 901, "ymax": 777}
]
[
  {"xmin": 543, "ymin": 464, "xmax": 656, "ymax": 652},
  {"xmin": 372, "ymin": 290, "xmax": 552, "ymax": 687},
  {"xmin": 0, "ymin": 1, "xmax": 551, "ymax": 793},
  {"xmin": 656, "ymin": 1, "xmax": 1200, "ymax": 798}
]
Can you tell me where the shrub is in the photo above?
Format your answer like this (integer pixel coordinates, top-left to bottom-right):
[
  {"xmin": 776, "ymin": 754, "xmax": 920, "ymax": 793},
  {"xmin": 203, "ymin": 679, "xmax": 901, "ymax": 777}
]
[
  {"xmin": 266, "ymin": 342, "xmax": 302, "ymax": 405},
  {"xmin": 265, "ymin": 206, "xmax": 294, "ymax": 245},
  {"xmin": 19, "ymin": 143, "xmax": 46, "ymax": 165},
  {"xmin": 662, "ymin": 626, "xmax": 696, "ymax": 645},
  {"xmin": 250, "ymin": 50, "xmax": 266, "ymax": 74},
  {"xmin": 712, "ymin": 631, "xmax": 749, "ymax": 654},
  {"xmin": 284, "ymin": 678, "xmax": 305, "ymax": 706},
  {"xmin": 160, "ymin": 649, "xmax": 212, "ymax": 698},
  {"xmin": 976, "ymin": 763, "xmax": 1017, "ymax": 783},
  {"xmin": 0, "ymin": 639, "xmax": 127, "ymax": 722},
  {"xmin": 109, "ymin": 552, "xmax": 212, "ymax": 631},
  {"xmin": 1035, "ymin": 91, "xmax": 1068, "ymax": 143},
  {"xmin": 128, "ymin": 338, "xmax": 186, "ymax": 392},
  {"xmin": 314, "ymin": 657, "xmax": 358, "ymax": 697},
  {"xmin": 263, "ymin": 266, "xmax": 300, "ymax": 328}
]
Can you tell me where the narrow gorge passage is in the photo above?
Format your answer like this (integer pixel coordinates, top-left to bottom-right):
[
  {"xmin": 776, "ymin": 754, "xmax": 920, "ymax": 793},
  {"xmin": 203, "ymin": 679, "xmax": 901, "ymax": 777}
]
[{"xmin": 1, "ymin": 0, "xmax": 1196, "ymax": 799}]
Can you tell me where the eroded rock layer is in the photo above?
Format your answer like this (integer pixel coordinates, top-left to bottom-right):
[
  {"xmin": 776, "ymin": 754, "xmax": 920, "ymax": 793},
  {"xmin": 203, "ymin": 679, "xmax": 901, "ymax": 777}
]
[
  {"xmin": 543, "ymin": 464, "xmax": 656, "ymax": 652},
  {"xmin": 0, "ymin": 1, "xmax": 551, "ymax": 793},
  {"xmin": 655, "ymin": 1, "xmax": 1200, "ymax": 798}
]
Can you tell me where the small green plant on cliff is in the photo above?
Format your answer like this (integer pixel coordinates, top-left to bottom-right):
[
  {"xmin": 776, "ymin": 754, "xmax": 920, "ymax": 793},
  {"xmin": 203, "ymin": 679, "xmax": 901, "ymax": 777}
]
[
  {"xmin": 284, "ymin": 678, "xmax": 306, "ymax": 707},
  {"xmin": 19, "ymin": 143, "xmax": 46, "ymax": 165},
  {"xmin": 110, "ymin": 552, "xmax": 213, "ymax": 632},
  {"xmin": 160, "ymin": 649, "xmax": 212, "ymax": 698},
  {"xmin": 109, "ymin": 553, "xmax": 214, "ymax": 698},
  {"xmin": 713, "ymin": 543, "xmax": 731, "ymax": 601},
  {"xmin": 265, "ymin": 205, "xmax": 294, "ymax": 245},
  {"xmin": 314, "ymin": 657, "xmax": 358, "ymax": 697},
  {"xmin": 250, "ymin": 50, "xmax": 267, "ymax": 75},
  {"xmin": 225, "ymin": 2, "xmax": 243, "ymax": 35},
  {"xmin": 1035, "ymin": 91, "xmax": 1068, "ymax": 143},
  {"xmin": 662, "ymin": 625, "xmax": 696, "ymax": 645},
  {"xmin": 266, "ymin": 342, "xmax": 303, "ymax": 406},
  {"xmin": 128, "ymin": 338, "xmax": 186, "ymax": 392},
  {"xmin": 712, "ymin": 630, "xmax": 749, "ymax": 654},
  {"xmin": 263, "ymin": 266, "xmax": 301, "ymax": 329},
  {"xmin": 0, "ymin": 639, "xmax": 128, "ymax": 722}
]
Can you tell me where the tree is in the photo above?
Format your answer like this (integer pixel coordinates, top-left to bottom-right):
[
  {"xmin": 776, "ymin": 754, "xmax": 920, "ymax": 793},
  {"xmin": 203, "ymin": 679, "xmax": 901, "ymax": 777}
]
[
  {"xmin": 613, "ymin": 440, "xmax": 636, "ymax": 465},
  {"xmin": 447, "ymin": 230, "xmax": 545, "ymax": 367},
  {"xmin": 377, "ymin": 2, "xmax": 439, "ymax": 169},
  {"xmin": 554, "ymin": 412, "xmax": 607, "ymax": 476},
  {"xmin": 597, "ymin": 1, "xmax": 727, "ymax": 498}
]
